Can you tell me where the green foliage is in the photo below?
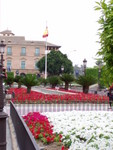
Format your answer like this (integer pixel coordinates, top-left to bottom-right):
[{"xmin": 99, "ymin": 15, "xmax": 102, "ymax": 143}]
[
  {"xmin": 75, "ymin": 74, "xmax": 97, "ymax": 93},
  {"xmin": 95, "ymin": 0, "xmax": 113, "ymax": 83},
  {"xmin": 14, "ymin": 75, "xmax": 23, "ymax": 88},
  {"xmin": 20, "ymin": 74, "xmax": 38, "ymax": 93},
  {"xmin": 41, "ymin": 137, "xmax": 47, "ymax": 144},
  {"xmin": 76, "ymin": 75, "xmax": 97, "ymax": 87},
  {"xmin": 104, "ymin": 135, "xmax": 110, "ymax": 139},
  {"xmin": 86, "ymin": 67, "xmax": 105, "ymax": 88},
  {"xmin": 87, "ymin": 135, "xmax": 96, "ymax": 144},
  {"xmin": 37, "ymin": 50, "xmax": 73, "ymax": 76},
  {"xmin": 4, "ymin": 72, "xmax": 14, "ymax": 87},
  {"xmin": 99, "ymin": 133, "xmax": 104, "ymax": 138},
  {"xmin": 38, "ymin": 77, "xmax": 48, "ymax": 86},
  {"xmin": 54, "ymin": 135, "xmax": 61, "ymax": 142},
  {"xmin": 60, "ymin": 74, "xmax": 75, "ymax": 90},
  {"xmin": 36, "ymin": 77, "xmax": 43, "ymax": 85},
  {"xmin": 14, "ymin": 75, "xmax": 22, "ymax": 82},
  {"xmin": 62, "ymin": 135, "xmax": 72, "ymax": 148},
  {"xmin": 99, "ymin": 65, "xmax": 113, "ymax": 87},
  {"xmin": 48, "ymin": 76, "xmax": 61, "ymax": 88},
  {"xmin": 7, "ymin": 72, "xmax": 14, "ymax": 77},
  {"xmin": 86, "ymin": 68, "xmax": 98, "ymax": 80}
]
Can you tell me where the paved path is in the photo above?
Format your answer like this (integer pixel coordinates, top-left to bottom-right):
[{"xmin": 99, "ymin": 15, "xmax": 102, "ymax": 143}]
[
  {"xmin": 32, "ymin": 86, "xmax": 107, "ymax": 96},
  {"xmin": 6, "ymin": 118, "xmax": 13, "ymax": 150},
  {"xmin": 32, "ymin": 86, "xmax": 75, "ymax": 95}
]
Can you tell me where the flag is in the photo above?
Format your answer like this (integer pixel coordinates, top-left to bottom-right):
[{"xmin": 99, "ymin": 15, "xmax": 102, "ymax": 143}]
[{"xmin": 42, "ymin": 26, "xmax": 48, "ymax": 38}]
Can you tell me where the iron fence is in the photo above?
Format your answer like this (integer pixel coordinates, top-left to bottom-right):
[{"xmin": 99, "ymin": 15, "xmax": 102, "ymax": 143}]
[
  {"xmin": 10, "ymin": 101, "xmax": 40, "ymax": 150},
  {"xmin": 4, "ymin": 101, "xmax": 111, "ymax": 117}
]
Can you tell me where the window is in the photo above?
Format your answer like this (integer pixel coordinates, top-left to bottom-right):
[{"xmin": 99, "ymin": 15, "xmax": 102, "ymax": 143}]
[
  {"xmin": 35, "ymin": 48, "xmax": 40, "ymax": 56},
  {"xmin": 7, "ymin": 47, "xmax": 12, "ymax": 55},
  {"xmin": 7, "ymin": 60, "xmax": 11, "ymax": 72},
  {"xmin": 35, "ymin": 61, "xmax": 38, "ymax": 69},
  {"xmin": 21, "ymin": 47, "xmax": 26, "ymax": 56},
  {"xmin": 21, "ymin": 61, "xmax": 25, "ymax": 69}
]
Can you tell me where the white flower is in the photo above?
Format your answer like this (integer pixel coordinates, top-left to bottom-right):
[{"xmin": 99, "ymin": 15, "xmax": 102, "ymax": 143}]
[{"xmin": 42, "ymin": 111, "xmax": 113, "ymax": 149}]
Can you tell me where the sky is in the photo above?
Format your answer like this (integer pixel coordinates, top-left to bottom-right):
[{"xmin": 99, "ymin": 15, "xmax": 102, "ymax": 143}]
[{"xmin": 0, "ymin": 0, "xmax": 101, "ymax": 67}]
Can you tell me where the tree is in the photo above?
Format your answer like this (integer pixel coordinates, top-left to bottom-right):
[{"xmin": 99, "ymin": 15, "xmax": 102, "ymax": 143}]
[
  {"xmin": 75, "ymin": 75, "xmax": 97, "ymax": 93},
  {"xmin": 86, "ymin": 68, "xmax": 98, "ymax": 80},
  {"xmin": 39, "ymin": 78, "xmax": 48, "ymax": 87},
  {"xmin": 48, "ymin": 76, "xmax": 61, "ymax": 88},
  {"xmin": 60, "ymin": 74, "xmax": 75, "ymax": 90},
  {"xmin": 14, "ymin": 75, "xmax": 23, "ymax": 88},
  {"xmin": 98, "ymin": 65, "xmax": 113, "ymax": 87},
  {"xmin": 95, "ymin": 0, "xmax": 113, "ymax": 81},
  {"xmin": 37, "ymin": 50, "xmax": 73, "ymax": 76},
  {"xmin": 20, "ymin": 74, "xmax": 38, "ymax": 93},
  {"xmin": 4, "ymin": 72, "xmax": 14, "ymax": 87}
]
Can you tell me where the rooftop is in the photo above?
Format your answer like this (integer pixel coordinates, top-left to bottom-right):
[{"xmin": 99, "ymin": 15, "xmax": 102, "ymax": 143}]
[{"xmin": 0, "ymin": 30, "xmax": 61, "ymax": 49}]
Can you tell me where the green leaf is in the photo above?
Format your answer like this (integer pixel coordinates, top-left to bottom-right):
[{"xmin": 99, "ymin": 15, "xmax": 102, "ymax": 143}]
[
  {"xmin": 95, "ymin": 1, "xmax": 100, "ymax": 5},
  {"xmin": 95, "ymin": 6, "xmax": 101, "ymax": 10}
]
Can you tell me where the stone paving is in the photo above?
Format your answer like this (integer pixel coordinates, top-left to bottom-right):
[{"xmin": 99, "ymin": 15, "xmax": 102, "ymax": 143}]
[
  {"xmin": 6, "ymin": 118, "xmax": 13, "ymax": 150},
  {"xmin": 32, "ymin": 85, "xmax": 108, "ymax": 96},
  {"xmin": 6, "ymin": 113, "xmax": 20, "ymax": 150}
]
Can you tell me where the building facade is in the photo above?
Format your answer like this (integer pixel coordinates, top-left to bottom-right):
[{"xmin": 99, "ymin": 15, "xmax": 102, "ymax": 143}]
[{"xmin": 0, "ymin": 30, "xmax": 61, "ymax": 76}]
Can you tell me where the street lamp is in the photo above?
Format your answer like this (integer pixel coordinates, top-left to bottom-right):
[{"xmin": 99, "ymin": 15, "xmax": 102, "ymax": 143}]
[
  {"xmin": 83, "ymin": 58, "xmax": 87, "ymax": 76},
  {"xmin": 0, "ymin": 40, "xmax": 8, "ymax": 150}
]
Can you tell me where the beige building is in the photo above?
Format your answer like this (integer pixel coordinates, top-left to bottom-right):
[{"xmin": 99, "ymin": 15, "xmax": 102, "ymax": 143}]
[{"xmin": 0, "ymin": 30, "xmax": 61, "ymax": 76}]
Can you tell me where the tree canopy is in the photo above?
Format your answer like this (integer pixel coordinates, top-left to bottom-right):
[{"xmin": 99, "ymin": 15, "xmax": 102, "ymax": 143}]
[
  {"xmin": 37, "ymin": 50, "xmax": 73, "ymax": 76},
  {"xmin": 75, "ymin": 74, "xmax": 97, "ymax": 93},
  {"xmin": 20, "ymin": 74, "xmax": 38, "ymax": 93},
  {"xmin": 60, "ymin": 74, "xmax": 75, "ymax": 90},
  {"xmin": 95, "ymin": 0, "xmax": 113, "ymax": 83}
]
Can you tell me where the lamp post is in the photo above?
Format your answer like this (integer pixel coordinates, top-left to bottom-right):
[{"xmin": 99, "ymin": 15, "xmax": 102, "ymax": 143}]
[
  {"xmin": 0, "ymin": 40, "xmax": 8, "ymax": 150},
  {"xmin": 83, "ymin": 58, "xmax": 87, "ymax": 76}
]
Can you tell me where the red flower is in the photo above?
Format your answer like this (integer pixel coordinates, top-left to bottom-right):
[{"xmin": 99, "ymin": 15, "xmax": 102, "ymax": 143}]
[
  {"xmin": 23, "ymin": 112, "xmax": 62, "ymax": 144},
  {"xmin": 61, "ymin": 146, "xmax": 68, "ymax": 150},
  {"xmin": 8, "ymin": 87, "xmax": 109, "ymax": 104}
]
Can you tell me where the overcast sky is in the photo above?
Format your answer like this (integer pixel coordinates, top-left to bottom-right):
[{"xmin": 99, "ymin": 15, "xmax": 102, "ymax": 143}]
[{"xmin": 0, "ymin": 0, "xmax": 101, "ymax": 67}]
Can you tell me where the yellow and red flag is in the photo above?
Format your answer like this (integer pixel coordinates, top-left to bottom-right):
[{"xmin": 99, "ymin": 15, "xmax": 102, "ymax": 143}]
[{"xmin": 42, "ymin": 26, "xmax": 48, "ymax": 38}]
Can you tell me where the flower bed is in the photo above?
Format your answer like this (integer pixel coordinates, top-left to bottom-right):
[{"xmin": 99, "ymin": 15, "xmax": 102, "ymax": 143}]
[
  {"xmin": 42, "ymin": 111, "xmax": 113, "ymax": 149},
  {"xmin": 23, "ymin": 112, "xmax": 66, "ymax": 150},
  {"xmin": 23, "ymin": 111, "xmax": 113, "ymax": 149},
  {"xmin": 8, "ymin": 88, "xmax": 109, "ymax": 104}
]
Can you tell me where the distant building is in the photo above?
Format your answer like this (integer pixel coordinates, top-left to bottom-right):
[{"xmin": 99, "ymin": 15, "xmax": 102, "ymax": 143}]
[
  {"xmin": 0, "ymin": 30, "xmax": 61, "ymax": 76},
  {"xmin": 74, "ymin": 65, "xmax": 84, "ymax": 78}
]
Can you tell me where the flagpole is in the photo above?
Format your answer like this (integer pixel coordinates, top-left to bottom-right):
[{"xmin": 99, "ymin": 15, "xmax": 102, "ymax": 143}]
[
  {"xmin": 45, "ymin": 37, "xmax": 47, "ymax": 79},
  {"xmin": 42, "ymin": 23, "xmax": 48, "ymax": 79}
]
